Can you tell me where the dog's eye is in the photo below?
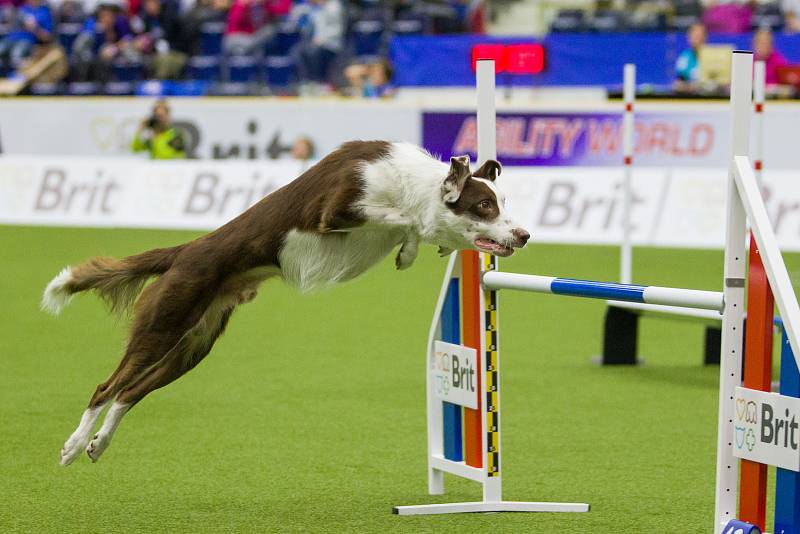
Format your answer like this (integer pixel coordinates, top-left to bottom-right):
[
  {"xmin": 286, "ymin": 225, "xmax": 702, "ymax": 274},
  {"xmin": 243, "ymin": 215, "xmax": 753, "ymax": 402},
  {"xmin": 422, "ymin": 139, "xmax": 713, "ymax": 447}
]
[{"xmin": 478, "ymin": 200, "xmax": 492, "ymax": 210}]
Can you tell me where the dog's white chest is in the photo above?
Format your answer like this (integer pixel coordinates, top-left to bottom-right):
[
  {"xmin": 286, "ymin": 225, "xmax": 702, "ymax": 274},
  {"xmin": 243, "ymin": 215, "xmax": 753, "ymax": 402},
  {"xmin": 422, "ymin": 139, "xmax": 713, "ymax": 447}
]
[{"xmin": 278, "ymin": 228, "xmax": 405, "ymax": 292}]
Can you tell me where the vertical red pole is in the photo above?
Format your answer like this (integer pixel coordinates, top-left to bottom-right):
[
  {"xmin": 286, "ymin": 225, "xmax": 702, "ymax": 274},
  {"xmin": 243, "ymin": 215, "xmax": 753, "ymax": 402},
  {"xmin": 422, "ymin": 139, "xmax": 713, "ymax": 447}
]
[
  {"xmin": 461, "ymin": 250, "xmax": 483, "ymax": 468},
  {"xmin": 738, "ymin": 234, "xmax": 774, "ymax": 530}
]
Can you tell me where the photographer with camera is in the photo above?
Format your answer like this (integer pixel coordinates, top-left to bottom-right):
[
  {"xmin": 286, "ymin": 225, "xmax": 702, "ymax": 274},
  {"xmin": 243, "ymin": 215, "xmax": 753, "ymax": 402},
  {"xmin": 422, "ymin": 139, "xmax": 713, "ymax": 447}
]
[{"xmin": 131, "ymin": 99, "xmax": 186, "ymax": 159}]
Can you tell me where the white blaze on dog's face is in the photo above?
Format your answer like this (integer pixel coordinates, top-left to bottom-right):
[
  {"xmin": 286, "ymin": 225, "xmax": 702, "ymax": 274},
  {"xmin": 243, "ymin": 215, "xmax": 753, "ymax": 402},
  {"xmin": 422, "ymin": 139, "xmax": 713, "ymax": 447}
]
[{"xmin": 439, "ymin": 155, "xmax": 530, "ymax": 257}]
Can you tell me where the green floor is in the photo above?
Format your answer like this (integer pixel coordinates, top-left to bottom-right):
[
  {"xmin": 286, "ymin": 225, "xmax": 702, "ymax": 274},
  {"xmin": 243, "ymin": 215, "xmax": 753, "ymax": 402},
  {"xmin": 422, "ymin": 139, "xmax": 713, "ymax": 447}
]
[{"xmin": 2, "ymin": 225, "xmax": 797, "ymax": 533}]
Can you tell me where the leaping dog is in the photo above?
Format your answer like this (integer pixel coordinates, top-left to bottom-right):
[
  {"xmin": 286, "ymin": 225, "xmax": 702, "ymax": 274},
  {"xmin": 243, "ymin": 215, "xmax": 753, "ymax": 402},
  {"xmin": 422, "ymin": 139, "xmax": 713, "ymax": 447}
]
[{"xmin": 42, "ymin": 141, "xmax": 530, "ymax": 465}]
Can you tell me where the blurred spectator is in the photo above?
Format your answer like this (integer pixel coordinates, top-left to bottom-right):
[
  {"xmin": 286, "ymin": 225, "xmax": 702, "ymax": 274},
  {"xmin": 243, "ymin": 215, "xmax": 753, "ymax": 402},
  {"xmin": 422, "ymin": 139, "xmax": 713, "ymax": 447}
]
[
  {"xmin": 72, "ymin": 2, "xmax": 134, "ymax": 82},
  {"xmin": 296, "ymin": 0, "xmax": 344, "ymax": 91},
  {"xmin": 702, "ymin": 0, "xmax": 752, "ymax": 33},
  {"xmin": 223, "ymin": 0, "xmax": 290, "ymax": 56},
  {"xmin": 181, "ymin": 0, "xmax": 230, "ymax": 54},
  {"xmin": 132, "ymin": 0, "xmax": 187, "ymax": 79},
  {"xmin": 291, "ymin": 135, "xmax": 315, "ymax": 169},
  {"xmin": 753, "ymin": 28, "xmax": 788, "ymax": 85},
  {"xmin": 343, "ymin": 57, "xmax": 394, "ymax": 98},
  {"xmin": 785, "ymin": 0, "xmax": 800, "ymax": 33},
  {"xmin": 50, "ymin": 0, "xmax": 90, "ymax": 23},
  {"xmin": 0, "ymin": 0, "xmax": 52, "ymax": 75},
  {"xmin": 428, "ymin": 0, "xmax": 471, "ymax": 33},
  {"xmin": 674, "ymin": 22, "xmax": 706, "ymax": 89},
  {"xmin": 132, "ymin": 99, "xmax": 186, "ymax": 159}
]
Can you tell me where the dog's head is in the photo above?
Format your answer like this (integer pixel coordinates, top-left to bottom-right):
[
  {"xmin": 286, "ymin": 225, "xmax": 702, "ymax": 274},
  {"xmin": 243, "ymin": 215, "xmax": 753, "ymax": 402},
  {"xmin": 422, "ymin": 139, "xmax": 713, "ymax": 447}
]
[{"xmin": 437, "ymin": 155, "xmax": 530, "ymax": 257}]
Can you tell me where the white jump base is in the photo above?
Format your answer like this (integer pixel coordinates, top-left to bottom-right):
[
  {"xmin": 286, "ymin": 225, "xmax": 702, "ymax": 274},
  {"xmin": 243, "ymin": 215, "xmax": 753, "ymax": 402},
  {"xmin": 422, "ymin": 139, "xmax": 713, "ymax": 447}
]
[{"xmin": 393, "ymin": 501, "xmax": 590, "ymax": 515}]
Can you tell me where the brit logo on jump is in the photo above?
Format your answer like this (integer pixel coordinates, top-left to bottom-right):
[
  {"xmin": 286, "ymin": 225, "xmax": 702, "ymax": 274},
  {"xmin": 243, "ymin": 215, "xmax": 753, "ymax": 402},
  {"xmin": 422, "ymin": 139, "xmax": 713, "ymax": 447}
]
[
  {"xmin": 733, "ymin": 386, "xmax": 800, "ymax": 472},
  {"xmin": 432, "ymin": 341, "xmax": 478, "ymax": 410}
]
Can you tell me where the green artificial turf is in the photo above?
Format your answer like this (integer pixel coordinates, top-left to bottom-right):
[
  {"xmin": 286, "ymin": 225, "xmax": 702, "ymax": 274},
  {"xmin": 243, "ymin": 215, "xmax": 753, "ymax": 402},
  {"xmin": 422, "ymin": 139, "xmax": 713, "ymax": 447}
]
[{"xmin": 2, "ymin": 225, "xmax": 799, "ymax": 533}]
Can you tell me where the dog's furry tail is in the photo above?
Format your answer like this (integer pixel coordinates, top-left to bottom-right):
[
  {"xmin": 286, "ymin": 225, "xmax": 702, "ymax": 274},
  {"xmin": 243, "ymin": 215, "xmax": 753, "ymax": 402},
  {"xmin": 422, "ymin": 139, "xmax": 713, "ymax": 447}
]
[{"xmin": 41, "ymin": 245, "xmax": 186, "ymax": 316}]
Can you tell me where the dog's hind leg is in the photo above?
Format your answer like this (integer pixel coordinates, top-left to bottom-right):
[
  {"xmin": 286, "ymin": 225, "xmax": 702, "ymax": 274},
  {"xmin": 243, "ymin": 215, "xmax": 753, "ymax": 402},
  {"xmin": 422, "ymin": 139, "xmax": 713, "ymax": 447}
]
[
  {"xmin": 85, "ymin": 301, "xmax": 235, "ymax": 462},
  {"xmin": 60, "ymin": 404, "xmax": 107, "ymax": 465}
]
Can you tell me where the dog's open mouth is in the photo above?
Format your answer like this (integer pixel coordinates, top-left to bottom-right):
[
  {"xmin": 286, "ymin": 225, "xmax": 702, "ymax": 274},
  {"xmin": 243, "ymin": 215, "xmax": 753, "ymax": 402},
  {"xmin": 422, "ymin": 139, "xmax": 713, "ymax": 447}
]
[{"xmin": 474, "ymin": 238, "xmax": 515, "ymax": 257}]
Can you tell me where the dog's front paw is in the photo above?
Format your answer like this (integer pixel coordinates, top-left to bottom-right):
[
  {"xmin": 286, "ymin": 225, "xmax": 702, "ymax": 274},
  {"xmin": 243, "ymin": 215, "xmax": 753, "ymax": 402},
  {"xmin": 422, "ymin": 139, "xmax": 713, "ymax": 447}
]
[{"xmin": 395, "ymin": 249, "xmax": 415, "ymax": 270}]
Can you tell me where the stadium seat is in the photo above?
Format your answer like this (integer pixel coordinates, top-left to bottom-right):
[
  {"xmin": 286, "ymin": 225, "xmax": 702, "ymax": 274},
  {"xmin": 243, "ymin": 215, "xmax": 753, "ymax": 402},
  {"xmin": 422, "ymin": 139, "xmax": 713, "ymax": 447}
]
[
  {"xmin": 105, "ymin": 81, "xmax": 134, "ymax": 96},
  {"xmin": 352, "ymin": 19, "xmax": 385, "ymax": 57},
  {"xmin": 212, "ymin": 82, "xmax": 250, "ymax": 96},
  {"xmin": 272, "ymin": 23, "xmax": 301, "ymax": 55},
  {"xmin": 30, "ymin": 82, "xmax": 61, "ymax": 96},
  {"xmin": 752, "ymin": 2, "xmax": 784, "ymax": 31},
  {"xmin": 227, "ymin": 55, "xmax": 257, "ymax": 83},
  {"xmin": 200, "ymin": 21, "xmax": 226, "ymax": 56},
  {"xmin": 56, "ymin": 22, "xmax": 82, "ymax": 54},
  {"xmin": 112, "ymin": 60, "xmax": 144, "ymax": 82},
  {"xmin": 670, "ymin": 0, "xmax": 702, "ymax": 31},
  {"xmin": 66, "ymin": 82, "xmax": 99, "ymax": 96},
  {"xmin": 587, "ymin": 10, "xmax": 626, "ymax": 32},
  {"xmin": 264, "ymin": 55, "xmax": 296, "ymax": 89},
  {"xmin": 188, "ymin": 55, "xmax": 222, "ymax": 82},
  {"xmin": 391, "ymin": 17, "xmax": 425, "ymax": 36},
  {"xmin": 549, "ymin": 9, "xmax": 585, "ymax": 32}
]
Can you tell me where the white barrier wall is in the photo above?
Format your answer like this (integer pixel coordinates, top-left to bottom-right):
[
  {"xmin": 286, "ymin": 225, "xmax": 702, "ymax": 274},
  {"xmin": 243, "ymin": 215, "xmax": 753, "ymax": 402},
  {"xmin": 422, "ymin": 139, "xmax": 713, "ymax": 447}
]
[
  {"xmin": 0, "ymin": 99, "xmax": 421, "ymax": 159},
  {"xmin": 4, "ymin": 156, "xmax": 800, "ymax": 251},
  {"xmin": 3, "ymin": 98, "xmax": 800, "ymax": 168},
  {"xmin": 0, "ymin": 157, "xmax": 304, "ymax": 230}
]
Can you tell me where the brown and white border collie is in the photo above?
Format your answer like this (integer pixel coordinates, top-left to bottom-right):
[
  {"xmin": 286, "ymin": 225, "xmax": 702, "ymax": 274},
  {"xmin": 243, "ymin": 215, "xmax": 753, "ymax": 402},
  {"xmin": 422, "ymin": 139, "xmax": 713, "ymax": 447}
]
[{"xmin": 42, "ymin": 140, "xmax": 530, "ymax": 465}]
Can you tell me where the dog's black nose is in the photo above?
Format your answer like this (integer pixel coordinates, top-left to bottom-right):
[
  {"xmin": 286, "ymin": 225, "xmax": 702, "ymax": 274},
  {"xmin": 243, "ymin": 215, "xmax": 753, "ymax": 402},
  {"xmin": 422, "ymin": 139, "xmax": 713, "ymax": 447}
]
[{"xmin": 513, "ymin": 228, "xmax": 531, "ymax": 244}]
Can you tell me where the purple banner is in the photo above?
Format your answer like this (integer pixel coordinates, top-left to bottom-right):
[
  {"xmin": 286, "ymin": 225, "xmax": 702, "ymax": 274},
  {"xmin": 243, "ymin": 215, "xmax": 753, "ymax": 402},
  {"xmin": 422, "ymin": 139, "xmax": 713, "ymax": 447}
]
[{"xmin": 422, "ymin": 111, "xmax": 724, "ymax": 167}]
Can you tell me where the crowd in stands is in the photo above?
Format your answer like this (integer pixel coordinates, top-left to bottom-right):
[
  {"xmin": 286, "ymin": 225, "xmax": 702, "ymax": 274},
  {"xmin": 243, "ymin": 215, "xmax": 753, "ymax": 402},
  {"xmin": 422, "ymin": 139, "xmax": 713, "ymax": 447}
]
[
  {"xmin": 0, "ymin": 0, "xmax": 486, "ymax": 95},
  {"xmin": 550, "ymin": 0, "xmax": 800, "ymax": 34}
]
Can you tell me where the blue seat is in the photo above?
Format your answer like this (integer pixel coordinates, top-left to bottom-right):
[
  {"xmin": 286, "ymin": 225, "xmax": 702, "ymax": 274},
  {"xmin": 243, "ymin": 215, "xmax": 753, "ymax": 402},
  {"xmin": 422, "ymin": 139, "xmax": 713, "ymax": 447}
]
[
  {"xmin": 352, "ymin": 19, "xmax": 384, "ymax": 56},
  {"xmin": 273, "ymin": 23, "xmax": 301, "ymax": 55},
  {"xmin": 228, "ymin": 55, "xmax": 257, "ymax": 82},
  {"xmin": 752, "ymin": 2, "xmax": 784, "ymax": 31},
  {"xmin": 549, "ymin": 9, "xmax": 585, "ymax": 32},
  {"xmin": 200, "ymin": 21, "xmax": 226, "ymax": 56},
  {"xmin": 67, "ymin": 82, "xmax": 99, "ymax": 95},
  {"xmin": 587, "ymin": 10, "xmax": 625, "ymax": 32},
  {"xmin": 264, "ymin": 55, "xmax": 296, "ymax": 88},
  {"xmin": 188, "ymin": 55, "xmax": 221, "ymax": 81},
  {"xmin": 30, "ymin": 82, "xmax": 61, "ymax": 95},
  {"xmin": 112, "ymin": 60, "xmax": 144, "ymax": 82},
  {"xmin": 212, "ymin": 82, "xmax": 250, "ymax": 96},
  {"xmin": 56, "ymin": 22, "xmax": 82, "ymax": 53},
  {"xmin": 391, "ymin": 17, "xmax": 425, "ymax": 36},
  {"xmin": 105, "ymin": 81, "xmax": 134, "ymax": 95},
  {"xmin": 670, "ymin": 0, "xmax": 702, "ymax": 31}
]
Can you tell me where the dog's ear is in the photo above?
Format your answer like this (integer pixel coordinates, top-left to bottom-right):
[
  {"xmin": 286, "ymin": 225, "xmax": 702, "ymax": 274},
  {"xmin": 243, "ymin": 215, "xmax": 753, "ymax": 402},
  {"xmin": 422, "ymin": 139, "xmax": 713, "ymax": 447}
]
[
  {"xmin": 472, "ymin": 159, "xmax": 501, "ymax": 182},
  {"xmin": 442, "ymin": 155, "xmax": 471, "ymax": 203}
]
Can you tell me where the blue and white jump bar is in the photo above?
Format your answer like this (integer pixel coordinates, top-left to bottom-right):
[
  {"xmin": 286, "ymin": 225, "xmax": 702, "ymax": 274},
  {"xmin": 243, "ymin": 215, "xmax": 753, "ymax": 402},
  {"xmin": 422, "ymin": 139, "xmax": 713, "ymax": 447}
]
[{"xmin": 482, "ymin": 272, "xmax": 724, "ymax": 313}]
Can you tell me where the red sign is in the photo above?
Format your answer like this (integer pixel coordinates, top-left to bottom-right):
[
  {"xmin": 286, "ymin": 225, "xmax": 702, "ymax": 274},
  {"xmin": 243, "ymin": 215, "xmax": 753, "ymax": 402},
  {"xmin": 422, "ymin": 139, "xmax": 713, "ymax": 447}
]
[{"xmin": 471, "ymin": 43, "xmax": 545, "ymax": 75}]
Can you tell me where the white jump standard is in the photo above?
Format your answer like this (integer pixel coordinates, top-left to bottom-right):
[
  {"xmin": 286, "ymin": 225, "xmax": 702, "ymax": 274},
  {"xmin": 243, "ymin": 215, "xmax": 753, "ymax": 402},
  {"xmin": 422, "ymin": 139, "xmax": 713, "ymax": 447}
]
[{"xmin": 392, "ymin": 59, "xmax": 591, "ymax": 516}]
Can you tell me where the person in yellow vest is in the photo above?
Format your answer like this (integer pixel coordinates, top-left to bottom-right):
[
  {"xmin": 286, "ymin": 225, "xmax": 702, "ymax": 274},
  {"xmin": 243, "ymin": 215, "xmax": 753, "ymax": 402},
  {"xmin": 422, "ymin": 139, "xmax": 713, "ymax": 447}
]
[{"xmin": 131, "ymin": 99, "xmax": 186, "ymax": 159}]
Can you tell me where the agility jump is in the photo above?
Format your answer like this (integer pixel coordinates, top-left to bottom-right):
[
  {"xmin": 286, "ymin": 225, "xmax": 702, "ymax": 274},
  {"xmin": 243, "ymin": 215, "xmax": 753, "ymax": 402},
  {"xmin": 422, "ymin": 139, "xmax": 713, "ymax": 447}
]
[
  {"xmin": 599, "ymin": 60, "xmax": 768, "ymax": 367},
  {"xmin": 395, "ymin": 52, "xmax": 800, "ymax": 534}
]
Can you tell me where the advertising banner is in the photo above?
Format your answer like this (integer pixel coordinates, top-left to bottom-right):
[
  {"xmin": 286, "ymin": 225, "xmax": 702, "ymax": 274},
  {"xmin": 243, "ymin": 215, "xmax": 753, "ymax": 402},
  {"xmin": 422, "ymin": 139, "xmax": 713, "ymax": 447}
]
[
  {"xmin": 423, "ymin": 109, "xmax": 800, "ymax": 169},
  {"xmin": 0, "ymin": 99, "xmax": 420, "ymax": 160},
  {"xmin": 4, "ymin": 158, "xmax": 800, "ymax": 252},
  {"xmin": 499, "ymin": 166, "xmax": 800, "ymax": 251},
  {"xmin": 0, "ymin": 157, "xmax": 305, "ymax": 230}
]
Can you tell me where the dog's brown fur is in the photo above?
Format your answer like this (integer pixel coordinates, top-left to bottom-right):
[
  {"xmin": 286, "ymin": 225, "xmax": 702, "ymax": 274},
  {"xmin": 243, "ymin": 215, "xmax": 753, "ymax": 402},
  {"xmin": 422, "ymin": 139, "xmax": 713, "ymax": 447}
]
[{"xmin": 64, "ymin": 141, "xmax": 392, "ymax": 411}]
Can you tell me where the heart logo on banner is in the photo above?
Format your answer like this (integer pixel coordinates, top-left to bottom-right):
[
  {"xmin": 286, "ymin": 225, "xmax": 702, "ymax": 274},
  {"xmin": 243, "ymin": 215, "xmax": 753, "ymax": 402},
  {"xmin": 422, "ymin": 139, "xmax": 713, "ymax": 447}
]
[
  {"xmin": 90, "ymin": 117, "xmax": 116, "ymax": 152},
  {"xmin": 736, "ymin": 398, "xmax": 747, "ymax": 421},
  {"xmin": 735, "ymin": 426, "xmax": 746, "ymax": 449}
]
